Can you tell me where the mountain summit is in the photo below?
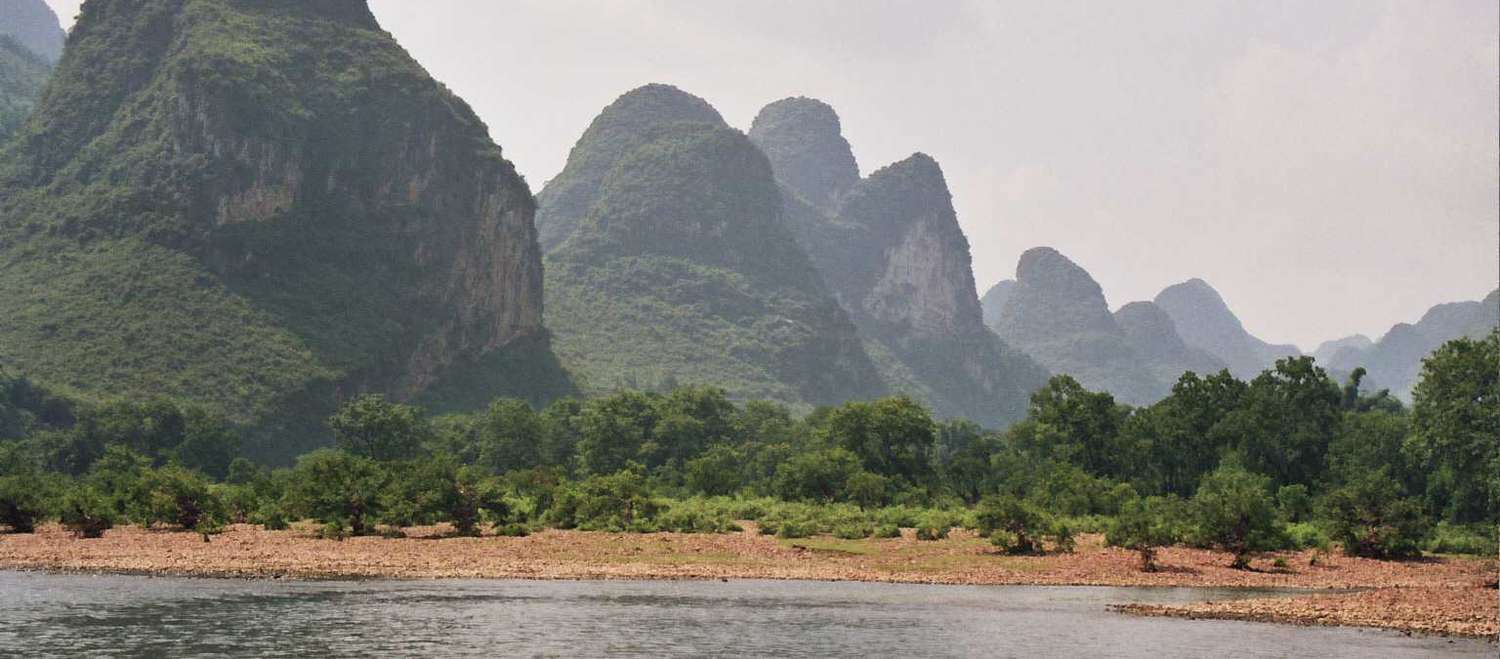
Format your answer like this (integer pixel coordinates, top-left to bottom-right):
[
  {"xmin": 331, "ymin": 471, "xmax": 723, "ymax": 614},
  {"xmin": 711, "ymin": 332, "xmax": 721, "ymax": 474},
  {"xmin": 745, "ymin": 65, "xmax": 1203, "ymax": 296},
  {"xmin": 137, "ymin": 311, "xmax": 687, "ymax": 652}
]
[
  {"xmin": 751, "ymin": 99, "xmax": 1047, "ymax": 425},
  {"xmin": 541, "ymin": 87, "xmax": 885, "ymax": 405},
  {"xmin": 1154, "ymin": 278, "xmax": 1300, "ymax": 378},
  {"xmin": 0, "ymin": 0, "xmax": 554, "ymax": 458}
]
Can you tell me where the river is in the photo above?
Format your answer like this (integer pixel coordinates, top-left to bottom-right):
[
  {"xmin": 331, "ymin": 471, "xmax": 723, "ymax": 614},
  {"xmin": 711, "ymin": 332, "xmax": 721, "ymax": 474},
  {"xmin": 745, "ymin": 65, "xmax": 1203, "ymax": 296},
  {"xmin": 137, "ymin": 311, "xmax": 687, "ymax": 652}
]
[{"xmin": 0, "ymin": 571, "xmax": 1489, "ymax": 657}]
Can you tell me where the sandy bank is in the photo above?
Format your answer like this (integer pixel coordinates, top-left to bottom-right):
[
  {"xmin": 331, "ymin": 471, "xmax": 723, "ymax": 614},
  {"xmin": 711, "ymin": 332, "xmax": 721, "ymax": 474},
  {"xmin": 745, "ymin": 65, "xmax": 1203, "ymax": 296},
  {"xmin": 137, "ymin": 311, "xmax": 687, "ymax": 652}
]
[{"xmin": 1, "ymin": 523, "xmax": 1493, "ymax": 637}]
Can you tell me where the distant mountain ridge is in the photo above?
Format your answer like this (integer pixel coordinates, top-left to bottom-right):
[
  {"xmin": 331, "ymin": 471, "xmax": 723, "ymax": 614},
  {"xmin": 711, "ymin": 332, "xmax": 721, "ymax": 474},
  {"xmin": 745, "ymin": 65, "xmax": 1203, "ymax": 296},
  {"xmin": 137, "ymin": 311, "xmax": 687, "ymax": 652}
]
[
  {"xmin": 1154, "ymin": 278, "xmax": 1301, "ymax": 379},
  {"xmin": 987, "ymin": 247, "xmax": 1174, "ymax": 404},
  {"xmin": 1326, "ymin": 289, "xmax": 1499, "ymax": 399}
]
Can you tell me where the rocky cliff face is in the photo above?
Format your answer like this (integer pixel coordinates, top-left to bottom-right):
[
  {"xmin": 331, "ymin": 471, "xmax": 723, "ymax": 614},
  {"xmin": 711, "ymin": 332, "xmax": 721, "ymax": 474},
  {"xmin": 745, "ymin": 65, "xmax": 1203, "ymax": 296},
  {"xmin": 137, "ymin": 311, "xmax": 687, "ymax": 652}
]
[
  {"xmin": 0, "ymin": 0, "xmax": 64, "ymax": 62},
  {"xmin": 749, "ymin": 98, "xmax": 1047, "ymax": 425},
  {"xmin": 747, "ymin": 97, "xmax": 859, "ymax": 213},
  {"xmin": 992, "ymin": 247, "xmax": 1162, "ymax": 404},
  {"xmin": 542, "ymin": 89, "xmax": 884, "ymax": 406},
  {"xmin": 534, "ymin": 83, "xmax": 725, "ymax": 252},
  {"xmin": 0, "ymin": 0, "xmax": 551, "ymax": 458},
  {"xmin": 1154, "ymin": 278, "xmax": 1300, "ymax": 379},
  {"xmin": 1326, "ymin": 289, "xmax": 1498, "ymax": 399}
]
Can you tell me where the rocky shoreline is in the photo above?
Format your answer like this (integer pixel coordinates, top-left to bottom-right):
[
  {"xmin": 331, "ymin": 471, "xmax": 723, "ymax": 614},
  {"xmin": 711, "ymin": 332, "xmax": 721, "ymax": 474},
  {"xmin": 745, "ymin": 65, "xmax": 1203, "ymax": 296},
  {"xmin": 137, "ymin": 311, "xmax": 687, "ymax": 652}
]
[{"xmin": 1, "ymin": 523, "xmax": 1493, "ymax": 638}]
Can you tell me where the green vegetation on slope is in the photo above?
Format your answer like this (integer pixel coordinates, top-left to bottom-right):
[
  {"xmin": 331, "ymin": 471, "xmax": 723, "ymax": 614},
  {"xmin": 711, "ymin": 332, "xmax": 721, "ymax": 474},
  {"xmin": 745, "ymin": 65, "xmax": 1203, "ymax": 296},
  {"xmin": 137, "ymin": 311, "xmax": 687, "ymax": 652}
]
[
  {"xmin": 544, "ymin": 118, "xmax": 884, "ymax": 407},
  {"xmin": 0, "ymin": 0, "xmax": 553, "ymax": 459}
]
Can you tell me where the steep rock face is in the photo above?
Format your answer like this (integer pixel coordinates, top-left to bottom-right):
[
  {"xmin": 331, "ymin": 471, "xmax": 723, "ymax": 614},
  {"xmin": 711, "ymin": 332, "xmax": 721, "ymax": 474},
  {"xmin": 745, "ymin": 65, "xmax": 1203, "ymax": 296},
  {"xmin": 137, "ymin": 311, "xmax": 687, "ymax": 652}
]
[
  {"xmin": 748, "ymin": 97, "xmax": 1047, "ymax": 425},
  {"xmin": 994, "ymin": 247, "xmax": 1161, "ymax": 404},
  {"xmin": 534, "ymin": 84, "xmax": 725, "ymax": 252},
  {"xmin": 1114, "ymin": 301, "xmax": 1227, "ymax": 384},
  {"xmin": 0, "ymin": 0, "xmax": 552, "ymax": 458},
  {"xmin": 1328, "ymin": 289, "xmax": 1499, "ymax": 399},
  {"xmin": 835, "ymin": 155, "xmax": 1047, "ymax": 423},
  {"xmin": 543, "ymin": 114, "xmax": 885, "ymax": 406},
  {"xmin": 1154, "ymin": 278, "xmax": 1300, "ymax": 379},
  {"xmin": 748, "ymin": 97, "xmax": 859, "ymax": 213},
  {"xmin": 980, "ymin": 280, "xmax": 1015, "ymax": 329},
  {"xmin": 0, "ymin": 0, "xmax": 64, "ymax": 62},
  {"xmin": 0, "ymin": 34, "xmax": 49, "ymax": 141}
]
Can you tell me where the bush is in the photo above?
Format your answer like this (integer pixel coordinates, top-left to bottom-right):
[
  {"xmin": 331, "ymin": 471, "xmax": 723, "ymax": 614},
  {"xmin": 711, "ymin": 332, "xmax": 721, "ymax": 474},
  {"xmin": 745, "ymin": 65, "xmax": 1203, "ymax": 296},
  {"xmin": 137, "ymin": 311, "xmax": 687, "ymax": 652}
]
[
  {"xmin": 914, "ymin": 525, "xmax": 948, "ymax": 541},
  {"xmin": 544, "ymin": 468, "xmax": 661, "ymax": 532},
  {"xmin": 872, "ymin": 523, "xmax": 901, "ymax": 538},
  {"xmin": 1322, "ymin": 469, "xmax": 1430, "ymax": 559},
  {"xmin": 1425, "ymin": 522, "xmax": 1497, "ymax": 556},
  {"xmin": 59, "ymin": 486, "xmax": 115, "ymax": 538},
  {"xmin": 1192, "ymin": 465, "xmax": 1282, "ymax": 569},
  {"xmin": 1283, "ymin": 522, "xmax": 1330, "ymax": 552},
  {"xmin": 1107, "ymin": 496, "xmax": 1184, "ymax": 571},
  {"xmin": 776, "ymin": 519, "xmax": 814, "ymax": 539},
  {"xmin": 833, "ymin": 522, "xmax": 872, "ymax": 539},
  {"xmin": 136, "ymin": 466, "xmax": 221, "ymax": 530},
  {"xmin": 0, "ymin": 473, "xmax": 50, "ymax": 533},
  {"xmin": 495, "ymin": 522, "xmax": 530, "ymax": 537},
  {"xmin": 975, "ymin": 495, "xmax": 1047, "ymax": 554},
  {"xmin": 286, "ymin": 450, "xmax": 387, "ymax": 535}
]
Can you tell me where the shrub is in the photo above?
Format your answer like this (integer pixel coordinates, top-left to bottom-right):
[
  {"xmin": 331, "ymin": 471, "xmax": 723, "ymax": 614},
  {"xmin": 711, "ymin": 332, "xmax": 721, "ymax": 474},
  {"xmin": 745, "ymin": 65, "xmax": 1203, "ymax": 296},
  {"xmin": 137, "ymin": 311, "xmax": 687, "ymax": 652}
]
[
  {"xmin": 1424, "ymin": 522, "xmax": 1497, "ymax": 556},
  {"xmin": 914, "ymin": 525, "xmax": 948, "ymax": 541},
  {"xmin": 776, "ymin": 519, "xmax": 814, "ymax": 539},
  {"xmin": 495, "ymin": 523, "xmax": 530, "ymax": 537},
  {"xmin": 1192, "ymin": 465, "xmax": 1282, "ymax": 569},
  {"xmin": 286, "ymin": 450, "xmax": 387, "ymax": 536},
  {"xmin": 1276, "ymin": 484, "xmax": 1312, "ymax": 523},
  {"xmin": 833, "ymin": 522, "xmax": 872, "ymax": 539},
  {"xmin": 0, "ymin": 473, "xmax": 50, "ymax": 533},
  {"xmin": 1107, "ymin": 496, "xmax": 1184, "ymax": 571},
  {"xmin": 975, "ymin": 495, "xmax": 1047, "ymax": 554},
  {"xmin": 136, "ymin": 466, "xmax": 221, "ymax": 530},
  {"xmin": 1322, "ymin": 469, "xmax": 1430, "ymax": 559},
  {"xmin": 872, "ymin": 523, "xmax": 901, "ymax": 539},
  {"xmin": 59, "ymin": 486, "xmax": 115, "ymax": 538},
  {"xmin": 1284, "ymin": 522, "xmax": 1330, "ymax": 552},
  {"xmin": 545, "ymin": 468, "xmax": 661, "ymax": 532}
]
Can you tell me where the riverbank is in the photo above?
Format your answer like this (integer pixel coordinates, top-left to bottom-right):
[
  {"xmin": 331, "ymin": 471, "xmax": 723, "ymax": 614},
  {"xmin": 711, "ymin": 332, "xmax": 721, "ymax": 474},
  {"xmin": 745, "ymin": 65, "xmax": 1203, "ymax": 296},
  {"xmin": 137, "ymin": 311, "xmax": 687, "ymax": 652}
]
[{"xmin": 1, "ymin": 523, "xmax": 1493, "ymax": 637}]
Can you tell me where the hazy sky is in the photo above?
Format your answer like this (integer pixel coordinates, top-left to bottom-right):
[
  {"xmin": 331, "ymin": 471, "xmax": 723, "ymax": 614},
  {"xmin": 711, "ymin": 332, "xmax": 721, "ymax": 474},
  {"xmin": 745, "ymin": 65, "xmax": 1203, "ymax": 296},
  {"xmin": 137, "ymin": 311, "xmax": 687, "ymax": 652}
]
[{"xmin": 45, "ymin": 1, "xmax": 1499, "ymax": 350}]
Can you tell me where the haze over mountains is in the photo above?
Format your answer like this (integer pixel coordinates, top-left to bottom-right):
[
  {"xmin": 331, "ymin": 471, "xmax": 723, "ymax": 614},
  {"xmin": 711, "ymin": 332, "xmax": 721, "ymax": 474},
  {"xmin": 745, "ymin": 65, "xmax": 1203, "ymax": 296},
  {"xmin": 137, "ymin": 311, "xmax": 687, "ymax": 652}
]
[{"xmin": 0, "ymin": 0, "xmax": 1493, "ymax": 460}]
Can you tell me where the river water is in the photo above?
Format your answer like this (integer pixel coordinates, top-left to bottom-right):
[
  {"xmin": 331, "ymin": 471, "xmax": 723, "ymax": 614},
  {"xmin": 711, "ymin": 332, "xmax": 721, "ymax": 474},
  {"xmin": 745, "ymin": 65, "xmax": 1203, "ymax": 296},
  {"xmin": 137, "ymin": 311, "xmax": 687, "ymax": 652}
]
[{"xmin": 0, "ymin": 571, "xmax": 1489, "ymax": 657}]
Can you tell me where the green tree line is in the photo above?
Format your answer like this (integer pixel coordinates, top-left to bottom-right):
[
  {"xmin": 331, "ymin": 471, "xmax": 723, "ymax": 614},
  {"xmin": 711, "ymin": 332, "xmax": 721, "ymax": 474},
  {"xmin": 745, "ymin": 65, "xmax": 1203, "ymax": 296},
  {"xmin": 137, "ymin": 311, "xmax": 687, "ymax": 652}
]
[{"xmin": 1, "ymin": 331, "xmax": 1495, "ymax": 567}]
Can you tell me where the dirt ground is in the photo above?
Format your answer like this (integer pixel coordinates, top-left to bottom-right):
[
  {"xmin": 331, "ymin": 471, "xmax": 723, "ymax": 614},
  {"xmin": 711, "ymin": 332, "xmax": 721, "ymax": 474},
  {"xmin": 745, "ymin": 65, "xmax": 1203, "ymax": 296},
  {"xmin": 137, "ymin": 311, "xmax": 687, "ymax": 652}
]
[{"xmin": 2, "ymin": 523, "xmax": 1494, "ymax": 638}]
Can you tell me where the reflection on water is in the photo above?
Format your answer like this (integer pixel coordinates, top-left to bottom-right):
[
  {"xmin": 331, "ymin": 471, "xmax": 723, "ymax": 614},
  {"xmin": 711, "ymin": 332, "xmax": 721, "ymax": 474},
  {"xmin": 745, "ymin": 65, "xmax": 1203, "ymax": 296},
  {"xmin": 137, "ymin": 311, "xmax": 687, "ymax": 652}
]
[{"xmin": 0, "ymin": 571, "xmax": 1488, "ymax": 658}]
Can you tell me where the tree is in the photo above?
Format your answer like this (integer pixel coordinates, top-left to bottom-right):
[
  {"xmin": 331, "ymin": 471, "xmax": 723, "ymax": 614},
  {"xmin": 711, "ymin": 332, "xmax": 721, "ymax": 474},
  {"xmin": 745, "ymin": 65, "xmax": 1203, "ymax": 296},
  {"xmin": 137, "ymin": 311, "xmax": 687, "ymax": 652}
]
[
  {"xmin": 1408, "ymin": 330, "xmax": 1499, "ymax": 524},
  {"xmin": 975, "ymin": 494, "xmax": 1049, "ymax": 555},
  {"xmin": 1021, "ymin": 376, "xmax": 1132, "ymax": 479},
  {"xmin": 1124, "ymin": 370, "xmax": 1245, "ymax": 496},
  {"xmin": 1323, "ymin": 468, "xmax": 1431, "ymax": 559},
  {"xmin": 474, "ymin": 398, "xmax": 543, "ymax": 474},
  {"xmin": 1191, "ymin": 465, "xmax": 1282, "ymax": 569},
  {"xmin": 1221, "ymin": 357, "xmax": 1341, "ymax": 488},
  {"xmin": 328, "ymin": 394, "xmax": 429, "ymax": 462},
  {"xmin": 135, "ymin": 465, "xmax": 222, "ymax": 530},
  {"xmin": 1108, "ymin": 496, "xmax": 1186, "ymax": 571},
  {"xmin": 545, "ymin": 467, "xmax": 659, "ymax": 532},
  {"xmin": 287, "ymin": 449, "xmax": 388, "ymax": 535},
  {"xmin": 576, "ymin": 391, "xmax": 659, "ymax": 475},
  {"xmin": 773, "ymin": 448, "xmax": 861, "ymax": 502},
  {"xmin": 684, "ymin": 445, "xmax": 744, "ymax": 496},
  {"xmin": 820, "ymin": 396, "xmax": 936, "ymax": 484}
]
